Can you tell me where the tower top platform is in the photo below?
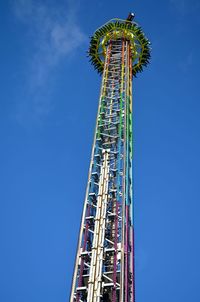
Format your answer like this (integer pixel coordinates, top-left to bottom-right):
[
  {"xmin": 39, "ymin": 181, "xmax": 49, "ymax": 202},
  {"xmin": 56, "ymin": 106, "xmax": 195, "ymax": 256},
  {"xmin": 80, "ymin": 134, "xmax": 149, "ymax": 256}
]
[{"xmin": 88, "ymin": 14, "xmax": 151, "ymax": 76}]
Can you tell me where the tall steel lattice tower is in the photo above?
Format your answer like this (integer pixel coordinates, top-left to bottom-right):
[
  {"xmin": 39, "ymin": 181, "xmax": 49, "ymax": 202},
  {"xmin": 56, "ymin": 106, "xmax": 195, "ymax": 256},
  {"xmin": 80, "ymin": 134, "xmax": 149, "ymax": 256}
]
[{"xmin": 70, "ymin": 13, "xmax": 150, "ymax": 302}]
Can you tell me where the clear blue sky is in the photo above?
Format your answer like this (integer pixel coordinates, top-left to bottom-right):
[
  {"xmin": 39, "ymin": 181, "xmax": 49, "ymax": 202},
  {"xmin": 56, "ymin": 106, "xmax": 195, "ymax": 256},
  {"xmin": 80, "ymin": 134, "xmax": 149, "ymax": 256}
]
[{"xmin": 1, "ymin": 0, "xmax": 200, "ymax": 301}]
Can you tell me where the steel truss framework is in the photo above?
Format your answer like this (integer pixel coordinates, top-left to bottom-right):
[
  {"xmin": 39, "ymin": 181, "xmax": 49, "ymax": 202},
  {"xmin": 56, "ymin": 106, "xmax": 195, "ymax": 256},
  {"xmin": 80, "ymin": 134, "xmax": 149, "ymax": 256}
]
[{"xmin": 70, "ymin": 16, "xmax": 150, "ymax": 302}]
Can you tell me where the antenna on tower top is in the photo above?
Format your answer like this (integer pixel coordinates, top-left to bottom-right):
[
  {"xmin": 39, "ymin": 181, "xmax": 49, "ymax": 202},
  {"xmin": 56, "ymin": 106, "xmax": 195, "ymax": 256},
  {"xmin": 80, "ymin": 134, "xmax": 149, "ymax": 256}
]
[{"xmin": 127, "ymin": 12, "xmax": 135, "ymax": 22}]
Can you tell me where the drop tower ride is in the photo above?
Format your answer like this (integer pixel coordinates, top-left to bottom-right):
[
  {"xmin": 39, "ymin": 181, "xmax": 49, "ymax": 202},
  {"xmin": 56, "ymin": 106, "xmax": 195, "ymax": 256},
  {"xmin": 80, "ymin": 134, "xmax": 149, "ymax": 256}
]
[{"xmin": 70, "ymin": 13, "xmax": 150, "ymax": 302}]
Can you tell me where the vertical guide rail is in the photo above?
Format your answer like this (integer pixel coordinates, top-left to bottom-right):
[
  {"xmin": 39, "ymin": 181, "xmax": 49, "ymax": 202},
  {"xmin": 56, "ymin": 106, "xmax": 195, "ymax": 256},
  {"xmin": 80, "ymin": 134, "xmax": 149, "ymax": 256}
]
[
  {"xmin": 124, "ymin": 39, "xmax": 129, "ymax": 302},
  {"xmin": 119, "ymin": 38, "xmax": 125, "ymax": 302},
  {"xmin": 112, "ymin": 200, "xmax": 119, "ymax": 302},
  {"xmin": 128, "ymin": 46, "xmax": 135, "ymax": 302},
  {"xmin": 87, "ymin": 150, "xmax": 110, "ymax": 302},
  {"xmin": 76, "ymin": 202, "xmax": 90, "ymax": 302},
  {"xmin": 123, "ymin": 39, "xmax": 134, "ymax": 302},
  {"xmin": 111, "ymin": 41, "xmax": 120, "ymax": 302}
]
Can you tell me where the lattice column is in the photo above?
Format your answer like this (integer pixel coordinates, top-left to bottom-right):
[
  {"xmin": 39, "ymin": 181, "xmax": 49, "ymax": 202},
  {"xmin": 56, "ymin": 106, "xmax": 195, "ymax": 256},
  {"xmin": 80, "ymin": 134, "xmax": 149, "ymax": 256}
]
[{"xmin": 70, "ymin": 14, "xmax": 150, "ymax": 302}]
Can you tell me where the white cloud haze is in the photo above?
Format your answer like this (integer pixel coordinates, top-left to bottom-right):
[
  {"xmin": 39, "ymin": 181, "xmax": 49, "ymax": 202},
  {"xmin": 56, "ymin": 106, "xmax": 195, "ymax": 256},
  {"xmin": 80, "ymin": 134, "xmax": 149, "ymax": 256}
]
[{"xmin": 12, "ymin": 0, "xmax": 87, "ymax": 123}]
